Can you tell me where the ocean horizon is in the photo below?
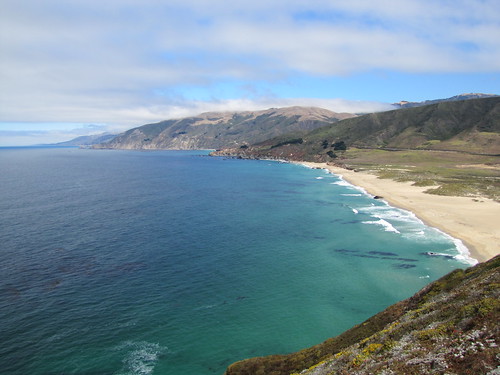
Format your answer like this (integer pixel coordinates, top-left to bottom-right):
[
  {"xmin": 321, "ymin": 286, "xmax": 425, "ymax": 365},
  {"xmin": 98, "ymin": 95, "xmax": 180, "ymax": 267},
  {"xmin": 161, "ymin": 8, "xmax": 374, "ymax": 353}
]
[{"xmin": 0, "ymin": 147, "xmax": 474, "ymax": 375}]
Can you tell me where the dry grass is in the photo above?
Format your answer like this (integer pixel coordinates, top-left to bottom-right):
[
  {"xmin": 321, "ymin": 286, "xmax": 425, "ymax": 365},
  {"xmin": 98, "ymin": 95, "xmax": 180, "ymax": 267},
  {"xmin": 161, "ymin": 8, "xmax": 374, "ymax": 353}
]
[{"xmin": 336, "ymin": 148, "xmax": 500, "ymax": 201}]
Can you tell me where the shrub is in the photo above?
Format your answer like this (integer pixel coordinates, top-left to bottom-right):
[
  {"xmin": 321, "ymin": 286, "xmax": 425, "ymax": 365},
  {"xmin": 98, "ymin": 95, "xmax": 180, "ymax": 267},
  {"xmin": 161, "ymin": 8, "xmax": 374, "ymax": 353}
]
[
  {"xmin": 270, "ymin": 138, "xmax": 303, "ymax": 149},
  {"xmin": 333, "ymin": 141, "xmax": 347, "ymax": 151},
  {"xmin": 326, "ymin": 151, "xmax": 337, "ymax": 158}
]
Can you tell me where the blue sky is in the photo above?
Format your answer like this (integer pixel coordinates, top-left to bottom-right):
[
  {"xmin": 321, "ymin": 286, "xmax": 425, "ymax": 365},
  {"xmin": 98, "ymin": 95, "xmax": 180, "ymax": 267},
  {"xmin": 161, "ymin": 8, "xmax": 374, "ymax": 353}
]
[{"xmin": 1, "ymin": 0, "xmax": 499, "ymax": 146}]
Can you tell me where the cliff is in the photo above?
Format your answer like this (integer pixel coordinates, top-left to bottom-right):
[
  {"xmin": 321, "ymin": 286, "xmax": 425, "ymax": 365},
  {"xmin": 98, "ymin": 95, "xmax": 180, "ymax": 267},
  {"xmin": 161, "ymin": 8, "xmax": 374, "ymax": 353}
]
[{"xmin": 224, "ymin": 255, "xmax": 500, "ymax": 375}]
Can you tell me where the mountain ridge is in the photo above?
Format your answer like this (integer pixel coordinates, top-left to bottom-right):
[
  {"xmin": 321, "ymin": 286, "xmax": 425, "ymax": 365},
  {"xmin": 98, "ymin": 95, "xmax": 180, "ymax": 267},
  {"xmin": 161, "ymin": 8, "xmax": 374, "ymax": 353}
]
[
  {"xmin": 87, "ymin": 93, "xmax": 498, "ymax": 151},
  {"xmin": 93, "ymin": 106, "xmax": 355, "ymax": 150}
]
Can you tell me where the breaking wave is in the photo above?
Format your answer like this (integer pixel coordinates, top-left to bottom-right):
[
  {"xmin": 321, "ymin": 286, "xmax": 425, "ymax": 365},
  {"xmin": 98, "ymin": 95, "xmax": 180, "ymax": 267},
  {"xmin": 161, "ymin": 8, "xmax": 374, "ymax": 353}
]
[{"xmin": 116, "ymin": 341, "xmax": 165, "ymax": 375}]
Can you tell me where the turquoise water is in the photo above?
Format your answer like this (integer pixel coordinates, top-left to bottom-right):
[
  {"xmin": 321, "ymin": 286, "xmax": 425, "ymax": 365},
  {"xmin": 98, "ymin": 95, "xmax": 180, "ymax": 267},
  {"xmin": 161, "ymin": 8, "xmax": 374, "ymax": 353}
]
[{"xmin": 0, "ymin": 148, "xmax": 474, "ymax": 375}]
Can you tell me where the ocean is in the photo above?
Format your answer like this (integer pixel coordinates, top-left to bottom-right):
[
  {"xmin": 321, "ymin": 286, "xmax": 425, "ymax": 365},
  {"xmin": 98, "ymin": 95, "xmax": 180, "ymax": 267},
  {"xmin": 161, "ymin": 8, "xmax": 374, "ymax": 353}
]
[{"xmin": 0, "ymin": 147, "xmax": 474, "ymax": 375}]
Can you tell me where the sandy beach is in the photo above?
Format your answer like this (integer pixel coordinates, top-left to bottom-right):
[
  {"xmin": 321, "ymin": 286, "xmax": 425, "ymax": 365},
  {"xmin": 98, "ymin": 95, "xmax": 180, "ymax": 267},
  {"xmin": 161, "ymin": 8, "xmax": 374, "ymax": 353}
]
[{"xmin": 298, "ymin": 162, "xmax": 500, "ymax": 263}]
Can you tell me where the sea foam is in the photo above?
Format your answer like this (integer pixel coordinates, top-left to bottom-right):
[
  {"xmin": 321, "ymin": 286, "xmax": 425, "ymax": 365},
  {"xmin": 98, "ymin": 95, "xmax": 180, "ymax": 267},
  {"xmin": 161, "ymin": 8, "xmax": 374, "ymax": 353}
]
[
  {"xmin": 117, "ymin": 341, "xmax": 165, "ymax": 375},
  {"xmin": 446, "ymin": 237, "xmax": 478, "ymax": 266},
  {"xmin": 362, "ymin": 218, "xmax": 401, "ymax": 233}
]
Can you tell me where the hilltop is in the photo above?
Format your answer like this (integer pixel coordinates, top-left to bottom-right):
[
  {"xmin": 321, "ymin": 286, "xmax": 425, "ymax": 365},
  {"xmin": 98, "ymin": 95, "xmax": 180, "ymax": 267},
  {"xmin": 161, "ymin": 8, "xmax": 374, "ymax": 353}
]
[
  {"xmin": 93, "ymin": 107, "xmax": 354, "ymax": 150},
  {"xmin": 224, "ymin": 255, "xmax": 499, "ymax": 375}
]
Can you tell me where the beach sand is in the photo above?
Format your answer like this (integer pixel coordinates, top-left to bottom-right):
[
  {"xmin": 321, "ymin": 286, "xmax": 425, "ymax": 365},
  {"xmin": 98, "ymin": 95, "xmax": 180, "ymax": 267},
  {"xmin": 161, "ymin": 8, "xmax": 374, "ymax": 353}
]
[{"xmin": 299, "ymin": 162, "xmax": 500, "ymax": 263}]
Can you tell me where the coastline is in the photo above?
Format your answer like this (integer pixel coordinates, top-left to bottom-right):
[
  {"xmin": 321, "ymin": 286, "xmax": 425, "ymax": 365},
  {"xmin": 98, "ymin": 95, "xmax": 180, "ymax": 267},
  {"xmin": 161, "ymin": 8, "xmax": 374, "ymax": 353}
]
[{"xmin": 297, "ymin": 161, "xmax": 500, "ymax": 263}]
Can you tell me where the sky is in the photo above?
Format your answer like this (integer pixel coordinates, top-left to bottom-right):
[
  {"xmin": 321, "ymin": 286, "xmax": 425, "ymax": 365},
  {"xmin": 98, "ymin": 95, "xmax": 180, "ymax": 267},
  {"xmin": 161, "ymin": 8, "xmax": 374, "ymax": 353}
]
[{"xmin": 1, "ymin": 0, "xmax": 499, "ymax": 146}]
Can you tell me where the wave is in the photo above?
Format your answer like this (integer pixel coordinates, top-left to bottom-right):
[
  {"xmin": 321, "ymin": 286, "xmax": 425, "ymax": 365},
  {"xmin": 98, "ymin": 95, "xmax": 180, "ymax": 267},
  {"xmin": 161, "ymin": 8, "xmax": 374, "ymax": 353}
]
[
  {"xmin": 116, "ymin": 341, "xmax": 165, "ymax": 375},
  {"xmin": 424, "ymin": 251, "xmax": 455, "ymax": 259},
  {"xmin": 297, "ymin": 163, "xmax": 479, "ymax": 266},
  {"xmin": 423, "ymin": 240, "xmax": 478, "ymax": 266},
  {"xmin": 362, "ymin": 218, "xmax": 400, "ymax": 234},
  {"xmin": 350, "ymin": 201, "xmax": 478, "ymax": 266},
  {"xmin": 358, "ymin": 205, "xmax": 419, "ymax": 223},
  {"xmin": 331, "ymin": 180, "xmax": 355, "ymax": 187},
  {"xmin": 360, "ymin": 205, "xmax": 477, "ymax": 265},
  {"xmin": 421, "ymin": 238, "xmax": 477, "ymax": 266},
  {"xmin": 451, "ymin": 238, "xmax": 478, "ymax": 265}
]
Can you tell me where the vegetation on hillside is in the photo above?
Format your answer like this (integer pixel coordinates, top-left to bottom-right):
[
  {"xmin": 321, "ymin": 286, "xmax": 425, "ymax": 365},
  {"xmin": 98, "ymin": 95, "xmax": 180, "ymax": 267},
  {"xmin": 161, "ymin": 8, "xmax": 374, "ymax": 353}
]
[{"xmin": 224, "ymin": 256, "xmax": 500, "ymax": 375}]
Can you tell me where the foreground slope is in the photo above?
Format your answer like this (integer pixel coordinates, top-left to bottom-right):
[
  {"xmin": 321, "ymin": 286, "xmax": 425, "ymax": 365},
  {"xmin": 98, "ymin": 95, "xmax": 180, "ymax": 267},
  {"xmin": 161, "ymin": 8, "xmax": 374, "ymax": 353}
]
[
  {"xmin": 93, "ymin": 107, "xmax": 354, "ymax": 150},
  {"xmin": 224, "ymin": 255, "xmax": 500, "ymax": 375}
]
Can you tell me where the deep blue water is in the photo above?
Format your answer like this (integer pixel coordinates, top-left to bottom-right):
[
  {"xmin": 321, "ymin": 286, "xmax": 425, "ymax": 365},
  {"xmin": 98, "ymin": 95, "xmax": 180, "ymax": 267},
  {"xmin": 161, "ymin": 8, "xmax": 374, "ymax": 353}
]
[{"xmin": 0, "ymin": 148, "xmax": 473, "ymax": 375}]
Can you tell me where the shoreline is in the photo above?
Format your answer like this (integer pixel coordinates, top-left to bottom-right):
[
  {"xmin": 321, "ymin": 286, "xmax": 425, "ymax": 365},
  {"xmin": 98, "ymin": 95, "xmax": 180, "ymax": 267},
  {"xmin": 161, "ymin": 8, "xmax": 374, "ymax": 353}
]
[{"xmin": 296, "ymin": 161, "xmax": 499, "ymax": 263}]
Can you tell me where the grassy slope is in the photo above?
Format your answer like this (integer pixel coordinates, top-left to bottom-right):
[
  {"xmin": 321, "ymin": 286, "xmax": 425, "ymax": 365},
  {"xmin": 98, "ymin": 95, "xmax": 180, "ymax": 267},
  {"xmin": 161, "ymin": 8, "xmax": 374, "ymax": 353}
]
[
  {"xmin": 336, "ymin": 148, "xmax": 500, "ymax": 201},
  {"xmin": 303, "ymin": 96, "xmax": 500, "ymax": 152},
  {"xmin": 224, "ymin": 256, "xmax": 500, "ymax": 375}
]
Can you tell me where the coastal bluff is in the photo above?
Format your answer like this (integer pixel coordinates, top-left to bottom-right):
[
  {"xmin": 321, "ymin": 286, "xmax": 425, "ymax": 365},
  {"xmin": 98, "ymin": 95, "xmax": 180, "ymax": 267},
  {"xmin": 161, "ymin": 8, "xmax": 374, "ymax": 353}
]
[{"xmin": 223, "ymin": 255, "xmax": 499, "ymax": 375}]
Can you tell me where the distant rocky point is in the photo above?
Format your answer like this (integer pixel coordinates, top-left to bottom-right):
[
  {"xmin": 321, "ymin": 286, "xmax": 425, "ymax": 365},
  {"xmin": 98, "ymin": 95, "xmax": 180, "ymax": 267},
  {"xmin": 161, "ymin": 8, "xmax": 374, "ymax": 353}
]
[{"xmin": 54, "ymin": 133, "xmax": 116, "ymax": 147}]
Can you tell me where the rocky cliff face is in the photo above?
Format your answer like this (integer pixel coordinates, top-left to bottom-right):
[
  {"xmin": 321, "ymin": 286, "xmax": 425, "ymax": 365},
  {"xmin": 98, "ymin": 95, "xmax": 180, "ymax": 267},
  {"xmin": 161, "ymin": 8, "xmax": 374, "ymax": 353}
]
[
  {"xmin": 223, "ymin": 256, "xmax": 500, "ymax": 375},
  {"xmin": 93, "ymin": 107, "xmax": 355, "ymax": 150}
]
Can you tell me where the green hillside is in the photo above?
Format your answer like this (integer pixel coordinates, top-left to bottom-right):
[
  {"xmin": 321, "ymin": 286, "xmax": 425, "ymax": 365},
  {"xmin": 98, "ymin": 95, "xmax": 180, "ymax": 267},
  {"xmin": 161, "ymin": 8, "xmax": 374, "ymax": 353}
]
[{"xmin": 223, "ymin": 97, "xmax": 499, "ymax": 159}]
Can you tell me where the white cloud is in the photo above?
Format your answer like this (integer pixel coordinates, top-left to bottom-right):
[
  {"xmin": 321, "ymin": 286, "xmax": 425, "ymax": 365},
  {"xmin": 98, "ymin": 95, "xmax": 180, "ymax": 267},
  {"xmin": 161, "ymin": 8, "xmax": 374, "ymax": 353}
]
[
  {"xmin": 0, "ymin": 0, "xmax": 499, "ymax": 143},
  {"xmin": 132, "ymin": 97, "xmax": 394, "ymax": 121}
]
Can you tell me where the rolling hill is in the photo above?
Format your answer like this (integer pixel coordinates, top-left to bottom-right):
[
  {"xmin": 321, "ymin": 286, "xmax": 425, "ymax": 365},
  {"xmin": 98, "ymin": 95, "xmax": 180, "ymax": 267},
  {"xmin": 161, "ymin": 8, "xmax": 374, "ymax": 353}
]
[{"xmin": 93, "ymin": 107, "xmax": 355, "ymax": 150}]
